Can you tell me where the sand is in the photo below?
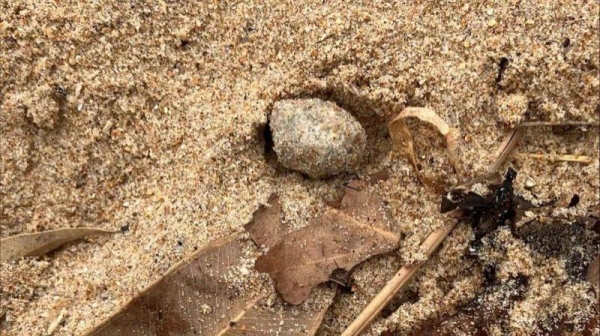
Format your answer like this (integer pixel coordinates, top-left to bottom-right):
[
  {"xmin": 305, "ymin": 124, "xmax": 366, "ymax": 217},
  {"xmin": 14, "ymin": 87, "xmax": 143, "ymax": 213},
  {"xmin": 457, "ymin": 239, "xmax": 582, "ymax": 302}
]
[{"xmin": 1, "ymin": 0, "xmax": 598, "ymax": 335}]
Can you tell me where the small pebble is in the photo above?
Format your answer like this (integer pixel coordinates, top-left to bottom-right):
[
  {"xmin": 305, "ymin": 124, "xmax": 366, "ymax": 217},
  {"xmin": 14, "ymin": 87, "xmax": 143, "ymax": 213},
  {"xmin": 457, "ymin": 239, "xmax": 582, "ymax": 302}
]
[
  {"xmin": 525, "ymin": 178, "xmax": 536, "ymax": 189},
  {"xmin": 269, "ymin": 98, "xmax": 367, "ymax": 178}
]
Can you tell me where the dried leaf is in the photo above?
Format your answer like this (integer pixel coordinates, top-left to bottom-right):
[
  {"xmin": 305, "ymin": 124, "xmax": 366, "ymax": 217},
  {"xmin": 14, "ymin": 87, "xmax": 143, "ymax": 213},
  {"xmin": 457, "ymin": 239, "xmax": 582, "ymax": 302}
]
[
  {"xmin": 86, "ymin": 235, "xmax": 246, "ymax": 335},
  {"xmin": 388, "ymin": 107, "xmax": 461, "ymax": 184},
  {"xmin": 244, "ymin": 194, "xmax": 284, "ymax": 249},
  {"xmin": 86, "ymin": 235, "xmax": 333, "ymax": 336},
  {"xmin": 0, "ymin": 228, "xmax": 114, "ymax": 262},
  {"xmin": 255, "ymin": 209, "xmax": 399, "ymax": 304},
  {"xmin": 243, "ymin": 194, "xmax": 337, "ymax": 333},
  {"xmin": 227, "ymin": 286, "xmax": 335, "ymax": 336},
  {"xmin": 326, "ymin": 169, "xmax": 390, "ymax": 210},
  {"xmin": 443, "ymin": 168, "xmax": 521, "ymax": 241},
  {"xmin": 341, "ymin": 180, "xmax": 398, "ymax": 233}
]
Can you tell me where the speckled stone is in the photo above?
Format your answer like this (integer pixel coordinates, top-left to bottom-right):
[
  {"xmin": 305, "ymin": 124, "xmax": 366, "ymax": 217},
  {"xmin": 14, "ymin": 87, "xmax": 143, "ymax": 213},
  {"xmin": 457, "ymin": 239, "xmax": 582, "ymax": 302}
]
[{"xmin": 270, "ymin": 98, "xmax": 367, "ymax": 178}]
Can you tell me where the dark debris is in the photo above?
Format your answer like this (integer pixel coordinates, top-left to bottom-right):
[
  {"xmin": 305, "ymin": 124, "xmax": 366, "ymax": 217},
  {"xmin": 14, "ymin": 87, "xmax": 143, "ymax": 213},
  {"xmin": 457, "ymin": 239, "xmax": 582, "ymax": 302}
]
[{"xmin": 434, "ymin": 168, "xmax": 600, "ymax": 335}]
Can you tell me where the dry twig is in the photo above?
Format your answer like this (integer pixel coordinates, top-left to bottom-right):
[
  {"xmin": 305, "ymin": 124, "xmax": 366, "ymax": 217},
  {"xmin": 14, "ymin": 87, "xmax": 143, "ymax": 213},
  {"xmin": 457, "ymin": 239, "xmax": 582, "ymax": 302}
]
[
  {"xmin": 518, "ymin": 121, "xmax": 598, "ymax": 127},
  {"xmin": 482, "ymin": 127, "xmax": 525, "ymax": 180},
  {"xmin": 462, "ymin": 120, "xmax": 598, "ymax": 188},
  {"xmin": 517, "ymin": 152, "xmax": 593, "ymax": 164}
]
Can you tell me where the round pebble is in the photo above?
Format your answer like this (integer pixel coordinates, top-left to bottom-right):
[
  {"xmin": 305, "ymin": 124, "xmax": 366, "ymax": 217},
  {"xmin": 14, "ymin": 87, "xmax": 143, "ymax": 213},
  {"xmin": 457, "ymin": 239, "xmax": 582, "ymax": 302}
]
[{"xmin": 269, "ymin": 98, "xmax": 367, "ymax": 178}]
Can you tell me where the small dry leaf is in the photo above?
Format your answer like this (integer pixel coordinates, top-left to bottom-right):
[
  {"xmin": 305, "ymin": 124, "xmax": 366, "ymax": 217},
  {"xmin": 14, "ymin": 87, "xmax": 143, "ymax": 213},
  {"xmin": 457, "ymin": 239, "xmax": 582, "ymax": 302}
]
[
  {"xmin": 86, "ymin": 235, "xmax": 246, "ymax": 335},
  {"xmin": 388, "ymin": 107, "xmax": 461, "ymax": 184},
  {"xmin": 86, "ymin": 235, "xmax": 333, "ymax": 336},
  {"xmin": 255, "ymin": 209, "xmax": 399, "ymax": 304},
  {"xmin": 0, "ymin": 228, "xmax": 114, "ymax": 262},
  {"xmin": 243, "ymin": 194, "xmax": 337, "ymax": 332},
  {"xmin": 244, "ymin": 194, "xmax": 285, "ymax": 249}
]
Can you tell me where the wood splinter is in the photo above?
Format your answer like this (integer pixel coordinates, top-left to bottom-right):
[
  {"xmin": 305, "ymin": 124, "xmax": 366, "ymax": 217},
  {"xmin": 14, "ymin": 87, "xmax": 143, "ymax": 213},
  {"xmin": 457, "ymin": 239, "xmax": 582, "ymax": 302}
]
[{"xmin": 517, "ymin": 152, "xmax": 593, "ymax": 164}]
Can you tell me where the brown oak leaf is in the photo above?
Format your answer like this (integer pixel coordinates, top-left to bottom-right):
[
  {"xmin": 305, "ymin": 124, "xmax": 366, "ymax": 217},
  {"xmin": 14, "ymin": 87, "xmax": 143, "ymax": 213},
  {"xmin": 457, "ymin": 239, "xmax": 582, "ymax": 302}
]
[
  {"xmin": 255, "ymin": 209, "xmax": 399, "ymax": 304},
  {"xmin": 244, "ymin": 194, "xmax": 285, "ymax": 249},
  {"xmin": 341, "ymin": 180, "xmax": 398, "ymax": 233}
]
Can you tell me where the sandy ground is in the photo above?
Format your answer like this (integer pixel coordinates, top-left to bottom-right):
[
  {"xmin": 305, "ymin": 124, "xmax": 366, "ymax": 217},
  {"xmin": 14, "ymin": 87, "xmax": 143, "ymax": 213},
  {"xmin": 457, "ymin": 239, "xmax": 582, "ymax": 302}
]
[{"xmin": 1, "ymin": 1, "xmax": 598, "ymax": 335}]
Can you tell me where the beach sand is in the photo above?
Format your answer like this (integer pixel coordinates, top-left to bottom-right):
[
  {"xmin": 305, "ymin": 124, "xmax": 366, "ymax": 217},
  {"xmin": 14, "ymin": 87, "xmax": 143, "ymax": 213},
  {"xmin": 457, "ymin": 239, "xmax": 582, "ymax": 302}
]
[{"xmin": 1, "ymin": 1, "xmax": 598, "ymax": 335}]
